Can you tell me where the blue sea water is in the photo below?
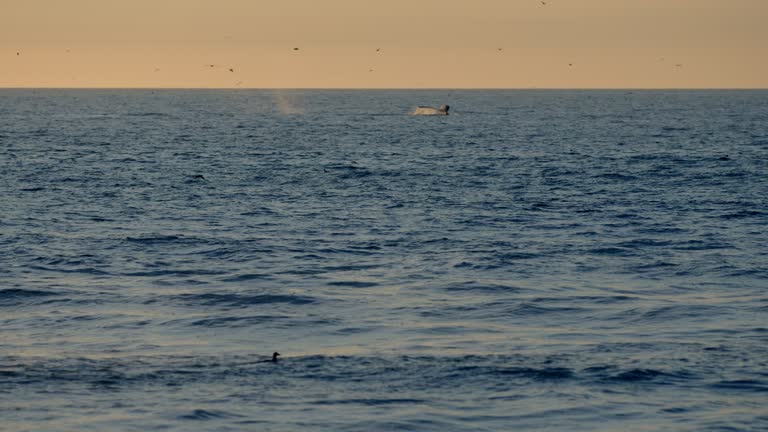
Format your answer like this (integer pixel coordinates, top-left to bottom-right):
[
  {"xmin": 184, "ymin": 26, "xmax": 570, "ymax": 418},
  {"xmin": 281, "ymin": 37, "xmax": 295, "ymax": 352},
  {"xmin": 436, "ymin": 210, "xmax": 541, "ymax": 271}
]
[{"xmin": 1, "ymin": 89, "xmax": 767, "ymax": 431}]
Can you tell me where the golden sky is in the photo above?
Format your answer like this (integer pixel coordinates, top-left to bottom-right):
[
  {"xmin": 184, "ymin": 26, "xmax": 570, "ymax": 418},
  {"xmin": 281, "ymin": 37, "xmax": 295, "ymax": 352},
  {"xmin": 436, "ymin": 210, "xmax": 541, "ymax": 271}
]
[{"xmin": 2, "ymin": 0, "xmax": 767, "ymax": 88}]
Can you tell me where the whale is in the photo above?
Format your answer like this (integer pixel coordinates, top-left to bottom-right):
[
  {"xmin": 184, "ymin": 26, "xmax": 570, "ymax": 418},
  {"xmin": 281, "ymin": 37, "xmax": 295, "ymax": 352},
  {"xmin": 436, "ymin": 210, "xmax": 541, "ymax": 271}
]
[{"xmin": 412, "ymin": 104, "xmax": 450, "ymax": 116}]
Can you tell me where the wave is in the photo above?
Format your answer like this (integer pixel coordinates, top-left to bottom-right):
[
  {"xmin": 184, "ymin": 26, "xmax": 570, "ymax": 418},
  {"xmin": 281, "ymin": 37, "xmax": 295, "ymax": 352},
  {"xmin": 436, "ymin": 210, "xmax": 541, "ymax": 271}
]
[
  {"xmin": 0, "ymin": 288, "xmax": 60, "ymax": 306},
  {"xmin": 187, "ymin": 315, "xmax": 284, "ymax": 327},
  {"xmin": 587, "ymin": 247, "xmax": 635, "ymax": 256},
  {"xmin": 710, "ymin": 380, "xmax": 768, "ymax": 392},
  {"xmin": 127, "ymin": 112, "xmax": 173, "ymax": 118},
  {"xmin": 0, "ymin": 354, "xmax": 710, "ymax": 390},
  {"xmin": 605, "ymin": 368, "xmax": 692, "ymax": 383},
  {"xmin": 311, "ymin": 398, "xmax": 426, "ymax": 406},
  {"xmin": 719, "ymin": 210, "xmax": 767, "ymax": 220},
  {"xmin": 441, "ymin": 281, "xmax": 526, "ymax": 294},
  {"xmin": 327, "ymin": 281, "xmax": 379, "ymax": 288},
  {"xmin": 125, "ymin": 235, "xmax": 184, "ymax": 243},
  {"xmin": 122, "ymin": 269, "xmax": 227, "ymax": 277},
  {"xmin": 172, "ymin": 315, "xmax": 339, "ymax": 329},
  {"xmin": 613, "ymin": 304, "xmax": 733, "ymax": 325},
  {"xmin": 178, "ymin": 409, "xmax": 244, "ymax": 421},
  {"xmin": 220, "ymin": 273, "xmax": 273, "ymax": 282},
  {"xmin": 27, "ymin": 265, "xmax": 108, "ymax": 275},
  {"xmin": 165, "ymin": 292, "xmax": 317, "ymax": 307}
]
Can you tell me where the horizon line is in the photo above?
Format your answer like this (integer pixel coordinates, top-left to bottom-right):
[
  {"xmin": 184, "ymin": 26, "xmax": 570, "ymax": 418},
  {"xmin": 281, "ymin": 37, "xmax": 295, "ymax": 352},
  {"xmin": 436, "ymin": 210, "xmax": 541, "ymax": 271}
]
[{"xmin": 2, "ymin": 87, "xmax": 768, "ymax": 91}]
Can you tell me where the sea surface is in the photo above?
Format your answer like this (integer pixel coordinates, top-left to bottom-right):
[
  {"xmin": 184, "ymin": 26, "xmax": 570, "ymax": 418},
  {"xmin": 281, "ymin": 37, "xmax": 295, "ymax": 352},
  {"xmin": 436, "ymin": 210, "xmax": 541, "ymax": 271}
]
[{"xmin": 1, "ymin": 89, "xmax": 767, "ymax": 431}]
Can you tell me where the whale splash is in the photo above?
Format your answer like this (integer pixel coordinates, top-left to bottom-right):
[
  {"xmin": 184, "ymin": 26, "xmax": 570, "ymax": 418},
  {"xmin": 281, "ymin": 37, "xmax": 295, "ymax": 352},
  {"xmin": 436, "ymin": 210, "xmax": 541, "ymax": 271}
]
[{"xmin": 412, "ymin": 104, "xmax": 450, "ymax": 116}]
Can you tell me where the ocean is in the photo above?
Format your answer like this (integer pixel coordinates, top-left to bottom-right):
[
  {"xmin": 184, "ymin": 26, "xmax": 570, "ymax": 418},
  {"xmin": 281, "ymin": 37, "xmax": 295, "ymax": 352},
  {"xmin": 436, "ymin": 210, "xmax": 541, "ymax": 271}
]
[{"xmin": 1, "ymin": 89, "xmax": 766, "ymax": 431}]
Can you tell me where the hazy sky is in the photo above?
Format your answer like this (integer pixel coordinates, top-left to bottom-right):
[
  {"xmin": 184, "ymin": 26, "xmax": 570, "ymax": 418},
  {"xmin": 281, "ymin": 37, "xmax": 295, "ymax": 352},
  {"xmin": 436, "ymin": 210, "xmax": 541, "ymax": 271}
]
[{"xmin": 2, "ymin": 0, "xmax": 767, "ymax": 88}]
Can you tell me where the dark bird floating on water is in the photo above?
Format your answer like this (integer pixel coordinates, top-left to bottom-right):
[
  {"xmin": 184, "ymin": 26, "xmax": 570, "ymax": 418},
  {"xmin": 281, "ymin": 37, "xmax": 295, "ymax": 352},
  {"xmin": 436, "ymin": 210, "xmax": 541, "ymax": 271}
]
[{"xmin": 263, "ymin": 352, "xmax": 280, "ymax": 363}]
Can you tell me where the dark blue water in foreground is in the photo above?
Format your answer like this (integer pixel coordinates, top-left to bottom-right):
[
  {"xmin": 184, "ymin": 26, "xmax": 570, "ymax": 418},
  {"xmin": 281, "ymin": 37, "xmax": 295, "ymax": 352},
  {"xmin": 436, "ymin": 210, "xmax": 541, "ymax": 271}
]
[{"xmin": 1, "ymin": 89, "xmax": 767, "ymax": 431}]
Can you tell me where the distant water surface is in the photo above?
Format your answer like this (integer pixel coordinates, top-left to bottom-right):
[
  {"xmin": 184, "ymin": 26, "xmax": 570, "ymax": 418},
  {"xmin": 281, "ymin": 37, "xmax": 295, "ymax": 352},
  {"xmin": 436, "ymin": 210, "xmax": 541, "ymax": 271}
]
[{"xmin": 1, "ymin": 89, "xmax": 767, "ymax": 431}]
